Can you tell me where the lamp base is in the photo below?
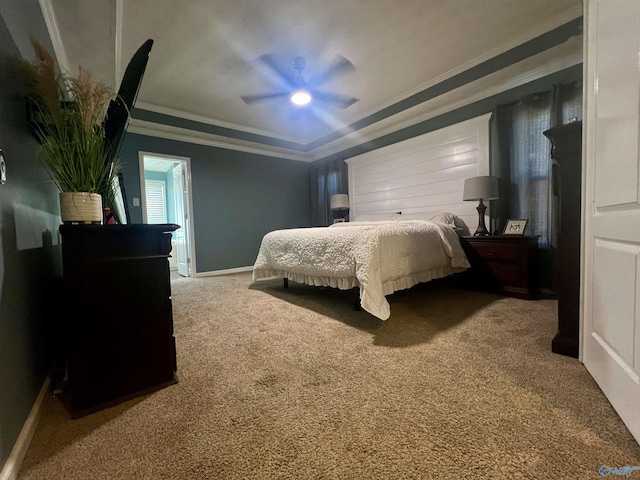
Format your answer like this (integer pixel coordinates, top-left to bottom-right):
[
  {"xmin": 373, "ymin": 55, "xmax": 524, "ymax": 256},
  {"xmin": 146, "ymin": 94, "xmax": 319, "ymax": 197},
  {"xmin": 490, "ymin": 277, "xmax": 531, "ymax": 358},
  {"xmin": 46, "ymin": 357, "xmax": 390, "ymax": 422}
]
[
  {"xmin": 331, "ymin": 208, "xmax": 349, "ymax": 223},
  {"xmin": 473, "ymin": 200, "xmax": 490, "ymax": 236}
]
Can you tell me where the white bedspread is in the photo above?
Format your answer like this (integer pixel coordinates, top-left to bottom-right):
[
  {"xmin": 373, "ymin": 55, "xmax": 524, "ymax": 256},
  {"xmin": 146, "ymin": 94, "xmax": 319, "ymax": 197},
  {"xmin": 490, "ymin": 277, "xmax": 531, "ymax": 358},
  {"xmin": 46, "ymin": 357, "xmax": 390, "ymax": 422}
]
[{"xmin": 252, "ymin": 220, "xmax": 470, "ymax": 320}]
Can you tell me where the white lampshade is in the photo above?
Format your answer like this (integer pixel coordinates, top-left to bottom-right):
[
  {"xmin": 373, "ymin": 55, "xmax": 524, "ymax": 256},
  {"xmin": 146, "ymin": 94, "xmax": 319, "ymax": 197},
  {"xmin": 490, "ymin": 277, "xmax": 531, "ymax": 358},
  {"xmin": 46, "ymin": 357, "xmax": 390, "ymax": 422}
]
[
  {"xmin": 330, "ymin": 194, "xmax": 349, "ymax": 210},
  {"xmin": 463, "ymin": 176, "xmax": 499, "ymax": 201}
]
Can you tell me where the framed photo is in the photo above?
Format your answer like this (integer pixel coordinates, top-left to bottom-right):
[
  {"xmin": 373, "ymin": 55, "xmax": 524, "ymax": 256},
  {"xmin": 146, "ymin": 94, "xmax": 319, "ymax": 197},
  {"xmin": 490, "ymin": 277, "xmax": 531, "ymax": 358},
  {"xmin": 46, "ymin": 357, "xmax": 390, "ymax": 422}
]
[{"xmin": 503, "ymin": 219, "xmax": 528, "ymax": 235}]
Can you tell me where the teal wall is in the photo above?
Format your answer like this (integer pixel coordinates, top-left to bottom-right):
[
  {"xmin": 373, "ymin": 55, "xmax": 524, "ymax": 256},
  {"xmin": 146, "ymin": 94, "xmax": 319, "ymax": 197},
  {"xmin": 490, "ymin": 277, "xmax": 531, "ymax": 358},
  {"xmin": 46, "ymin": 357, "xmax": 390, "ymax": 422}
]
[
  {"xmin": 0, "ymin": 3, "xmax": 62, "ymax": 471},
  {"xmin": 118, "ymin": 135, "xmax": 311, "ymax": 272}
]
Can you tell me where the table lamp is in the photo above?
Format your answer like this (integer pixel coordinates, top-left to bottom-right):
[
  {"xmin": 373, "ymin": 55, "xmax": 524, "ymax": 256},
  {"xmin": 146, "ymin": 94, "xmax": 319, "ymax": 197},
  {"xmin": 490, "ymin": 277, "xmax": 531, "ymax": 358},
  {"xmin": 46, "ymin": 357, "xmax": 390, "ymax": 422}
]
[
  {"xmin": 463, "ymin": 176, "xmax": 499, "ymax": 236},
  {"xmin": 330, "ymin": 194, "xmax": 349, "ymax": 222}
]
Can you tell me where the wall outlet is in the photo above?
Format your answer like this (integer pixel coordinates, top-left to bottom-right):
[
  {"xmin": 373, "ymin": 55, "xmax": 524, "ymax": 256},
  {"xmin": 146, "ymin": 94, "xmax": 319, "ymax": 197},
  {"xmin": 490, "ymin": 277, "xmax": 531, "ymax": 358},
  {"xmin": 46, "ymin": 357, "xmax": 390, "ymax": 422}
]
[{"xmin": 132, "ymin": 197, "xmax": 140, "ymax": 207}]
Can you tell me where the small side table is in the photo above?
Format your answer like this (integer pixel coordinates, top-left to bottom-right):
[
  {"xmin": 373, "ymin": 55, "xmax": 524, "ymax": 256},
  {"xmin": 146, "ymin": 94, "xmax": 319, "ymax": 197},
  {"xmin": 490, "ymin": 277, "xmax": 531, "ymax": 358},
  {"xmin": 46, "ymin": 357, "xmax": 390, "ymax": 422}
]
[{"xmin": 460, "ymin": 235, "xmax": 539, "ymax": 299}]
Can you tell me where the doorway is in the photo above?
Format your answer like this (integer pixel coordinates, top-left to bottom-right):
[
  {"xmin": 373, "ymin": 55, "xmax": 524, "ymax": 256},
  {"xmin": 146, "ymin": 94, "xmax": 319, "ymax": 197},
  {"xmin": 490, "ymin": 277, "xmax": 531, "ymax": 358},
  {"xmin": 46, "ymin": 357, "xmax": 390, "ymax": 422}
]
[{"xmin": 139, "ymin": 152, "xmax": 195, "ymax": 277}]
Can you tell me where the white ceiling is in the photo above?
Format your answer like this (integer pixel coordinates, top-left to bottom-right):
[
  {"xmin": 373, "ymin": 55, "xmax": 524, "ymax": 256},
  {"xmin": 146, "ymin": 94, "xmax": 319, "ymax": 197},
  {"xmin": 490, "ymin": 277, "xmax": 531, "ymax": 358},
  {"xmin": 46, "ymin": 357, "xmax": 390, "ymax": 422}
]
[{"xmin": 49, "ymin": 0, "xmax": 582, "ymax": 155}]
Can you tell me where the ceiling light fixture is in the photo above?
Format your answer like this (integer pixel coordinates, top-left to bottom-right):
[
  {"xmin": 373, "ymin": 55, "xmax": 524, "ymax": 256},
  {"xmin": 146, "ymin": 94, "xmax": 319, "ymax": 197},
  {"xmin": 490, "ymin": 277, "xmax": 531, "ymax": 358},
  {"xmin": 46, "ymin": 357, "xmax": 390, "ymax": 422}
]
[
  {"xmin": 290, "ymin": 89, "xmax": 312, "ymax": 106},
  {"xmin": 241, "ymin": 55, "xmax": 358, "ymax": 109}
]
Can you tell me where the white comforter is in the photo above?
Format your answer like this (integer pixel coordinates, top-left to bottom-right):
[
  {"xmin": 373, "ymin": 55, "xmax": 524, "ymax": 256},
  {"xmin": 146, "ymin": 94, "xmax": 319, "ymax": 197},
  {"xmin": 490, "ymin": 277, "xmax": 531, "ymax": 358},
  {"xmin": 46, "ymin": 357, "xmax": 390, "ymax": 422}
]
[{"xmin": 252, "ymin": 220, "xmax": 470, "ymax": 320}]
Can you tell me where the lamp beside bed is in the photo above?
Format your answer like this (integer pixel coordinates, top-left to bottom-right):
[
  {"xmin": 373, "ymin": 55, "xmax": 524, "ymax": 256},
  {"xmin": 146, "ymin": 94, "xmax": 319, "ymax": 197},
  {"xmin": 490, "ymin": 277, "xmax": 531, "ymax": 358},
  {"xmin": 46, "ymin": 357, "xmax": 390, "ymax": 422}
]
[
  {"xmin": 463, "ymin": 176, "xmax": 500, "ymax": 236},
  {"xmin": 330, "ymin": 194, "xmax": 350, "ymax": 223}
]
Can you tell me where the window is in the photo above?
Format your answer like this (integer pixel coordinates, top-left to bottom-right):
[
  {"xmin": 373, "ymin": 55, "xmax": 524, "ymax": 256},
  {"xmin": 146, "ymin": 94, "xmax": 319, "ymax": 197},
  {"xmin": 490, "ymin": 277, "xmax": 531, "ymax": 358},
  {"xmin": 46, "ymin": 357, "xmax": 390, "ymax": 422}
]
[
  {"xmin": 493, "ymin": 81, "xmax": 583, "ymax": 290},
  {"xmin": 145, "ymin": 179, "xmax": 167, "ymax": 224},
  {"xmin": 509, "ymin": 95, "xmax": 552, "ymax": 247}
]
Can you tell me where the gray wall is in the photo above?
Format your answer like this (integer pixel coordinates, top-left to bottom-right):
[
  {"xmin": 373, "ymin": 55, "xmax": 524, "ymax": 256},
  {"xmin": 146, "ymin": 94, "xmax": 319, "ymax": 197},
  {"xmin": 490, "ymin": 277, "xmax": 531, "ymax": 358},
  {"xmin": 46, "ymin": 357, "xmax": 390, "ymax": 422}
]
[
  {"xmin": 0, "ymin": 7, "xmax": 62, "ymax": 472},
  {"xmin": 118, "ymin": 134, "xmax": 311, "ymax": 272}
]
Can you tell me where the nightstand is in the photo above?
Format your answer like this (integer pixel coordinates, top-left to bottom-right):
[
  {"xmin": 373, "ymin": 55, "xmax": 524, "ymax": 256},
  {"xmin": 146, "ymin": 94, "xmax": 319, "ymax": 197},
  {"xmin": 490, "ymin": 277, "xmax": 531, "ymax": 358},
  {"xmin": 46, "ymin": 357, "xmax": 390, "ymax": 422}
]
[{"xmin": 460, "ymin": 235, "xmax": 539, "ymax": 299}]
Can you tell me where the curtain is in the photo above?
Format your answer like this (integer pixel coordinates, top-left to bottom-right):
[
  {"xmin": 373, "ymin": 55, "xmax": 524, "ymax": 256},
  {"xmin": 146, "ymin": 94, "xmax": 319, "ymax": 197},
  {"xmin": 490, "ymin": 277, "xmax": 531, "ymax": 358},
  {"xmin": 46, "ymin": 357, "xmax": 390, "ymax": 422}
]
[
  {"xmin": 492, "ymin": 80, "xmax": 582, "ymax": 289},
  {"xmin": 310, "ymin": 159, "xmax": 348, "ymax": 226},
  {"xmin": 509, "ymin": 92, "xmax": 554, "ymax": 247},
  {"xmin": 554, "ymin": 80, "xmax": 583, "ymax": 126}
]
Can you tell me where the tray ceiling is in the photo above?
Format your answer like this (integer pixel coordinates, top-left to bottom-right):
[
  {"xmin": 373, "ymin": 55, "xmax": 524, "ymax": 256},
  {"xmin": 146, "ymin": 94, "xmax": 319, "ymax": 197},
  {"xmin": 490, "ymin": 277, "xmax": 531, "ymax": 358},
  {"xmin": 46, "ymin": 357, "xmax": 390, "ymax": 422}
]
[{"xmin": 49, "ymin": 0, "xmax": 582, "ymax": 156}]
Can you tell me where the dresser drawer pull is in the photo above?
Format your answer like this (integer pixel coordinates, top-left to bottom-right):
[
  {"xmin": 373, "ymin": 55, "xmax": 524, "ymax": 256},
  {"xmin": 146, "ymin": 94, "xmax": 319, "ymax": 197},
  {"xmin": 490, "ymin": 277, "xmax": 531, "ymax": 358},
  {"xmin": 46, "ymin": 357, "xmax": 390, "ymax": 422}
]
[{"xmin": 486, "ymin": 251, "xmax": 496, "ymax": 256}]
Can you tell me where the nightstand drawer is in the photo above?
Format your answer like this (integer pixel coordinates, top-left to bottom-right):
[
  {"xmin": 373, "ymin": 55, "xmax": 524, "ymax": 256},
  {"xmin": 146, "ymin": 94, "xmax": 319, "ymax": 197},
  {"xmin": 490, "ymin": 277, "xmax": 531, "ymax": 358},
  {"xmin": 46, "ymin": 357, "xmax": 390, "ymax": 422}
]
[
  {"xmin": 466, "ymin": 242, "xmax": 519, "ymax": 261},
  {"xmin": 485, "ymin": 262, "xmax": 522, "ymax": 285},
  {"xmin": 460, "ymin": 235, "xmax": 539, "ymax": 299}
]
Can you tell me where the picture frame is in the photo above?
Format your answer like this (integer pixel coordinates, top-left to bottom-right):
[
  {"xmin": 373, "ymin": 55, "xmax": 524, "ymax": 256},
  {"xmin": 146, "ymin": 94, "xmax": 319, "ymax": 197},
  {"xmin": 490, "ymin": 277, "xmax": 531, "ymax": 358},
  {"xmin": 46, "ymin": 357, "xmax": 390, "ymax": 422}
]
[{"xmin": 503, "ymin": 219, "xmax": 528, "ymax": 235}]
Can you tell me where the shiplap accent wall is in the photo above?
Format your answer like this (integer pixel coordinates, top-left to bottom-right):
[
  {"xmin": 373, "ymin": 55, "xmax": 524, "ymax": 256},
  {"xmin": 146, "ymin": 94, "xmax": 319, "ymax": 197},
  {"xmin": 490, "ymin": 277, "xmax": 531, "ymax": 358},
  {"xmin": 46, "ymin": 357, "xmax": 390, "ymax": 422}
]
[{"xmin": 346, "ymin": 113, "xmax": 492, "ymax": 231}]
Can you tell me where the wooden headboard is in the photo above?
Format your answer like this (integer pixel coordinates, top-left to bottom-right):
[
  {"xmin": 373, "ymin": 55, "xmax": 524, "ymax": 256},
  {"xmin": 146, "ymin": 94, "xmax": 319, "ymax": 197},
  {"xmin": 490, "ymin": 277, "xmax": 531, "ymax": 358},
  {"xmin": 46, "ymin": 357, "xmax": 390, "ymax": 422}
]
[{"xmin": 345, "ymin": 113, "xmax": 491, "ymax": 232}]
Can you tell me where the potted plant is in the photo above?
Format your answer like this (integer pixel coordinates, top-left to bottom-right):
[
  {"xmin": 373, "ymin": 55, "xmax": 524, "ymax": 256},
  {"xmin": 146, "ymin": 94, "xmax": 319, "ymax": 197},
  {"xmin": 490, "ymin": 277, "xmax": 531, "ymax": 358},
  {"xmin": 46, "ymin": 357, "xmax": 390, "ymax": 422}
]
[{"xmin": 15, "ymin": 38, "xmax": 119, "ymax": 224}]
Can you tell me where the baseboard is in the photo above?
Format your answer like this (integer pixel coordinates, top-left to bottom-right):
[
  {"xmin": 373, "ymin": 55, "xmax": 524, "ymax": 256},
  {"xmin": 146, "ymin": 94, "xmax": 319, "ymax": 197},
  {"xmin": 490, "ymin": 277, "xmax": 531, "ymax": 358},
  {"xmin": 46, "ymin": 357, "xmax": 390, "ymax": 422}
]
[
  {"xmin": 194, "ymin": 266, "xmax": 253, "ymax": 277},
  {"xmin": 0, "ymin": 376, "xmax": 50, "ymax": 480}
]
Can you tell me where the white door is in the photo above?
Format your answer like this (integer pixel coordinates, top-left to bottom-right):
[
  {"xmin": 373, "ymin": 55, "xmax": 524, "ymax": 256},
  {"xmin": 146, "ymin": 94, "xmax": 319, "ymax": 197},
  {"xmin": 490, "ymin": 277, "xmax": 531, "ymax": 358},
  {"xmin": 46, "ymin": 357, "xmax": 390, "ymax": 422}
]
[
  {"xmin": 173, "ymin": 163, "xmax": 190, "ymax": 277},
  {"xmin": 583, "ymin": 0, "xmax": 640, "ymax": 443}
]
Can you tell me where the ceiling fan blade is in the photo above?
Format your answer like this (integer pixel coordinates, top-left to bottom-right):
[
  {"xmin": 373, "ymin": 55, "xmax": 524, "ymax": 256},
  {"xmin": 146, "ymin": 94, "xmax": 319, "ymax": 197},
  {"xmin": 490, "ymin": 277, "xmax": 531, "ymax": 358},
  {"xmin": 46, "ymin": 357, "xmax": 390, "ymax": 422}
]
[
  {"xmin": 307, "ymin": 56, "xmax": 355, "ymax": 88},
  {"xmin": 258, "ymin": 54, "xmax": 295, "ymax": 88},
  {"xmin": 311, "ymin": 90, "xmax": 359, "ymax": 109},
  {"xmin": 241, "ymin": 91, "xmax": 290, "ymax": 104}
]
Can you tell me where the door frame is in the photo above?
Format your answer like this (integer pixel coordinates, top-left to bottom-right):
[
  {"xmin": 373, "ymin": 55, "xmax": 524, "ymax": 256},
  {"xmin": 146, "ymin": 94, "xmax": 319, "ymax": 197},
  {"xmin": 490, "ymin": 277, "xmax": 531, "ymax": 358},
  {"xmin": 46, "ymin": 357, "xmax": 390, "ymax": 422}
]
[{"xmin": 138, "ymin": 151, "xmax": 197, "ymax": 276}]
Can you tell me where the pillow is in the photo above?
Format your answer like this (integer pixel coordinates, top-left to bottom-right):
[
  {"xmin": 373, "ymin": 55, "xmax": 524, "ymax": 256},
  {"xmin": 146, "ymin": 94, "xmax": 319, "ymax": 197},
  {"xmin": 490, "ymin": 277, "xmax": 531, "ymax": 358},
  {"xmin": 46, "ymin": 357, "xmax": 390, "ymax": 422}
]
[
  {"xmin": 353, "ymin": 213, "xmax": 402, "ymax": 222},
  {"xmin": 393, "ymin": 211, "xmax": 464, "ymax": 227},
  {"xmin": 429, "ymin": 212, "xmax": 465, "ymax": 227}
]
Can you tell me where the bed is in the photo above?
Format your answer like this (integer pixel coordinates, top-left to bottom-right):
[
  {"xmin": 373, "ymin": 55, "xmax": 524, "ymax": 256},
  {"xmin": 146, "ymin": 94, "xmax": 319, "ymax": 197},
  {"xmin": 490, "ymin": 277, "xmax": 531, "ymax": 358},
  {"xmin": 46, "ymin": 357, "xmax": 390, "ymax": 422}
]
[{"xmin": 252, "ymin": 212, "xmax": 470, "ymax": 320}]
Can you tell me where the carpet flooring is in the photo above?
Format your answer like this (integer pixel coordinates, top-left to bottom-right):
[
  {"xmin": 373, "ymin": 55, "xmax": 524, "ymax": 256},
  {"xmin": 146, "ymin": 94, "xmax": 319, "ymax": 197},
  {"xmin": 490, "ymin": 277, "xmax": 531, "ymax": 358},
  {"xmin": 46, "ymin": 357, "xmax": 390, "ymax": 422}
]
[{"xmin": 17, "ymin": 273, "xmax": 640, "ymax": 479}]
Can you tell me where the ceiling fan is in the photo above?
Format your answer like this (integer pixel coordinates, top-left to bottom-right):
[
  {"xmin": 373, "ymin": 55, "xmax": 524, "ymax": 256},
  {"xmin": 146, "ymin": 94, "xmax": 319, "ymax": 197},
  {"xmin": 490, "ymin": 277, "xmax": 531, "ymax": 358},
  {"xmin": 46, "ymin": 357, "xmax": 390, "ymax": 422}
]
[{"xmin": 241, "ymin": 55, "xmax": 359, "ymax": 109}]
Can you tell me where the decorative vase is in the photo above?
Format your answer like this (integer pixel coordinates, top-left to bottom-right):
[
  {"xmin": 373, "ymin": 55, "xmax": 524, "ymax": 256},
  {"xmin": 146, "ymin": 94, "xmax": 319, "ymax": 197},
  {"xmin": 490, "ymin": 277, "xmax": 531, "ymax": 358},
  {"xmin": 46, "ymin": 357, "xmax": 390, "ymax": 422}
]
[{"xmin": 60, "ymin": 192, "xmax": 103, "ymax": 224}]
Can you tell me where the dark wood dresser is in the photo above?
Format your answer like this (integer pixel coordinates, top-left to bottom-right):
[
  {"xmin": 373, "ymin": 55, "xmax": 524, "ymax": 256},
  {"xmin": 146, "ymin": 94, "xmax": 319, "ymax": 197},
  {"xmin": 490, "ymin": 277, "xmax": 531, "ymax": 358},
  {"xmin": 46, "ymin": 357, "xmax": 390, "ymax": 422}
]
[
  {"xmin": 60, "ymin": 223, "xmax": 179, "ymax": 418},
  {"xmin": 460, "ymin": 235, "xmax": 539, "ymax": 299},
  {"xmin": 544, "ymin": 121, "xmax": 582, "ymax": 358}
]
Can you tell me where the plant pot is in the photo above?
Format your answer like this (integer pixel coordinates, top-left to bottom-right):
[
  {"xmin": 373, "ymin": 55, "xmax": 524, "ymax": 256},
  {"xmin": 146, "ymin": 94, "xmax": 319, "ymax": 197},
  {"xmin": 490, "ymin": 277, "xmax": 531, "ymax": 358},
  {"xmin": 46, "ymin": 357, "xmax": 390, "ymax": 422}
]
[{"xmin": 60, "ymin": 192, "xmax": 103, "ymax": 224}]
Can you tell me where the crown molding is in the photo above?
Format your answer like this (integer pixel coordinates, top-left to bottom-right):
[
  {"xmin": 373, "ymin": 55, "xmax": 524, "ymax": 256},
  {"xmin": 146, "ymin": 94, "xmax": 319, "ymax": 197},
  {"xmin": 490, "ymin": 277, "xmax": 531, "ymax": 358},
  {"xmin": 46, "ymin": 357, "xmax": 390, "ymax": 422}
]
[
  {"xmin": 134, "ymin": 101, "xmax": 307, "ymax": 146},
  {"xmin": 114, "ymin": 0, "xmax": 123, "ymax": 88},
  {"xmin": 131, "ymin": 37, "xmax": 582, "ymax": 165},
  {"xmin": 134, "ymin": 10, "xmax": 583, "ymax": 158},
  {"xmin": 127, "ymin": 13, "xmax": 582, "ymax": 162},
  {"xmin": 127, "ymin": 119, "xmax": 314, "ymax": 162},
  {"xmin": 350, "ymin": 7, "xmax": 583, "ymax": 124},
  {"xmin": 37, "ymin": 0, "xmax": 70, "ymax": 73}
]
